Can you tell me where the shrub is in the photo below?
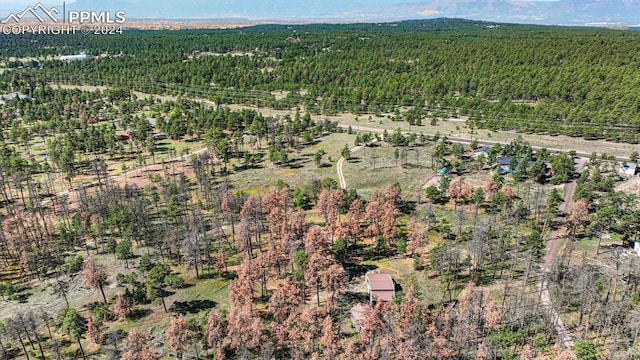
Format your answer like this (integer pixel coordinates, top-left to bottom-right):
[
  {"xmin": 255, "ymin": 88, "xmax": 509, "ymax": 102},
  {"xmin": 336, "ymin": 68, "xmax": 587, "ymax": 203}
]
[
  {"xmin": 91, "ymin": 303, "xmax": 113, "ymax": 324},
  {"xmin": 0, "ymin": 282, "xmax": 15, "ymax": 299},
  {"xmin": 396, "ymin": 237, "xmax": 407, "ymax": 255},
  {"xmin": 165, "ymin": 274, "xmax": 186, "ymax": 289},
  {"xmin": 138, "ymin": 254, "xmax": 154, "ymax": 272},
  {"xmin": 574, "ymin": 340, "xmax": 598, "ymax": 360},
  {"xmin": 62, "ymin": 255, "xmax": 84, "ymax": 274}
]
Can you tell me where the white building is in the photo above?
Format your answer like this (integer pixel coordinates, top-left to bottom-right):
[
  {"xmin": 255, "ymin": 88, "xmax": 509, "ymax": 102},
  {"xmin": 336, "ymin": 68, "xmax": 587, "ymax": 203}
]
[
  {"xmin": 60, "ymin": 53, "xmax": 90, "ymax": 61},
  {"xmin": 620, "ymin": 162, "xmax": 638, "ymax": 177}
]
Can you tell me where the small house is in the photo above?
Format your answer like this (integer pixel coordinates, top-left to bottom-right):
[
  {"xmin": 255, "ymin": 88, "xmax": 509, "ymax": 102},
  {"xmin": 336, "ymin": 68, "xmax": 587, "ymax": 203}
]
[
  {"xmin": 620, "ymin": 162, "xmax": 638, "ymax": 177},
  {"xmin": 0, "ymin": 92, "xmax": 33, "ymax": 105},
  {"xmin": 495, "ymin": 156, "xmax": 538, "ymax": 175},
  {"xmin": 474, "ymin": 146, "xmax": 491, "ymax": 158},
  {"xmin": 365, "ymin": 273, "xmax": 395, "ymax": 303},
  {"xmin": 496, "ymin": 157, "xmax": 514, "ymax": 174}
]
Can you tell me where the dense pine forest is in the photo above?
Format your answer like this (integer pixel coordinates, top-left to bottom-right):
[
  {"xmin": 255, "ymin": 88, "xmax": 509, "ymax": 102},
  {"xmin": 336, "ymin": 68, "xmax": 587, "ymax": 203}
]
[
  {"xmin": 2, "ymin": 18, "xmax": 640, "ymax": 360},
  {"xmin": 2, "ymin": 19, "xmax": 640, "ymax": 142}
]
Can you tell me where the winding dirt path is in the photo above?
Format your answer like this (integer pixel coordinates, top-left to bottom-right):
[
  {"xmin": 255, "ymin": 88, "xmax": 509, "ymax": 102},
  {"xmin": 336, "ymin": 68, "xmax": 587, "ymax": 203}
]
[
  {"xmin": 336, "ymin": 156, "xmax": 348, "ymax": 189},
  {"xmin": 336, "ymin": 142, "xmax": 373, "ymax": 190}
]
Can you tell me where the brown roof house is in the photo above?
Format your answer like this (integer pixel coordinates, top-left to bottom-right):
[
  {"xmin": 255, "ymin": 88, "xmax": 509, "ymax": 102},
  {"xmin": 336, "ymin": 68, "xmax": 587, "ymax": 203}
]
[{"xmin": 365, "ymin": 273, "xmax": 395, "ymax": 304}]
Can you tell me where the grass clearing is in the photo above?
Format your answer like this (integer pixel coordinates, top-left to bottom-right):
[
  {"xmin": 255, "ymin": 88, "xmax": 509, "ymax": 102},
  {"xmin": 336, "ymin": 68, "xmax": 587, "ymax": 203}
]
[
  {"xmin": 572, "ymin": 233, "xmax": 632, "ymax": 275},
  {"xmin": 227, "ymin": 132, "xmax": 357, "ymax": 192},
  {"xmin": 166, "ymin": 276, "xmax": 231, "ymax": 315},
  {"xmin": 342, "ymin": 142, "xmax": 436, "ymax": 199},
  {"xmin": 361, "ymin": 256, "xmax": 442, "ymax": 305}
]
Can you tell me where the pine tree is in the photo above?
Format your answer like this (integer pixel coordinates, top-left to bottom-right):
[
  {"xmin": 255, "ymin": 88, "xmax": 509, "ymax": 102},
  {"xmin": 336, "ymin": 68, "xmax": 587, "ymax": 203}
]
[
  {"xmin": 82, "ymin": 256, "xmax": 109, "ymax": 303},
  {"xmin": 166, "ymin": 314, "xmax": 188, "ymax": 360}
]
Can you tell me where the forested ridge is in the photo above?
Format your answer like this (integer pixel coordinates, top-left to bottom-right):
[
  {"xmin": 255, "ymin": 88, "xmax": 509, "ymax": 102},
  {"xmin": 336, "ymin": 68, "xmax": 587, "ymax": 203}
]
[{"xmin": 3, "ymin": 19, "xmax": 640, "ymax": 142}]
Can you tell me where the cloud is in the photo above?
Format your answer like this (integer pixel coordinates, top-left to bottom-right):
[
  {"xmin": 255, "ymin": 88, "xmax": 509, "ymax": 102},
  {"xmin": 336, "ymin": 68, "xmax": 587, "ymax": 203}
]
[{"xmin": 417, "ymin": 9, "xmax": 440, "ymax": 16}]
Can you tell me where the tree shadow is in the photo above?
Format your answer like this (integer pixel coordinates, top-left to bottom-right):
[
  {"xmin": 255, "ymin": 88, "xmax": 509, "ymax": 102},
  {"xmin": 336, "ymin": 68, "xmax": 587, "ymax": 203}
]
[
  {"xmin": 3, "ymin": 284, "xmax": 33, "ymax": 303},
  {"xmin": 128, "ymin": 308, "xmax": 152, "ymax": 320},
  {"xmin": 169, "ymin": 282, "xmax": 193, "ymax": 290},
  {"xmin": 394, "ymin": 280, "xmax": 403, "ymax": 293},
  {"xmin": 344, "ymin": 263, "xmax": 378, "ymax": 279},
  {"xmin": 14, "ymin": 292, "xmax": 31, "ymax": 303},
  {"xmin": 0, "ymin": 198, "xmax": 17, "ymax": 210},
  {"xmin": 340, "ymin": 291, "xmax": 370, "ymax": 305},
  {"xmin": 3, "ymin": 348, "xmax": 20, "ymax": 359},
  {"xmin": 170, "ymin": 299, "xmax": 217, "ymax": 314},
  {"xmin": 197, "ymin": 272, "xmax": 222, "ymax": 280},
  {"xmin": 403, "ymin": 163, "xmax": 427, "ymax": 169},
  {"xmin": 285, "ymin": 162, "xmax": 305, "ymax": 169},
  {"xmin": 221, "ymin": 271, "xmax": 238, "ymax": 280},
  {"xmin": 235, "ymin": 163, "xmax": 265, "ymax": 171}
]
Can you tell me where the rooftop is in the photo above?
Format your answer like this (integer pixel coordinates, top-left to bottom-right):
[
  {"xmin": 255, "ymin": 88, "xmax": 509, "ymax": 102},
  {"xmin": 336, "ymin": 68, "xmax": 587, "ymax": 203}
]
[
  {"xmin": 365, "ymin": 273, "xmax": 395, "ymax": 302},
  {"xmin": 0, "ymin": 92, "xmax": 34, "ymax": 105}
]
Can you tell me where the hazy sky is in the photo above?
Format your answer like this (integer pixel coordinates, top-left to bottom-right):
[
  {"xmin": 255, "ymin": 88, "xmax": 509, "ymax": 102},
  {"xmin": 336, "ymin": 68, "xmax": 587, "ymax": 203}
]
[
  {"xmin": 1, "ymin": 0, "xmax": 559, "ymax": 6},
  {"xmin": 2, "ymin": 0, "xmax": 630, "ymax": 25},
  {"xmin": 2, "ymin": 0, "xmax": 56, "ymax": 5}
]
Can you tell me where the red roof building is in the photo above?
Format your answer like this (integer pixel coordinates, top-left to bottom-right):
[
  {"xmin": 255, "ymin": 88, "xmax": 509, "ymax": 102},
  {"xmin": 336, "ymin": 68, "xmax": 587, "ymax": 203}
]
[{"xmin": 365, "ymin": 273, "xmax": 395, "ymax": 303}]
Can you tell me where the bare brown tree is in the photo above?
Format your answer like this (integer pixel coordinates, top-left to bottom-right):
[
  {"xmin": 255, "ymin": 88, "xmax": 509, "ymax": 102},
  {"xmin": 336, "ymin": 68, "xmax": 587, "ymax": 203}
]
[
  {"xmin": 82, "ymin": 256, "xmax": 109, "ymax": 303},
  {"xmin": 166, "ymin": 314, "xmax": 188, "ymax": 360}
]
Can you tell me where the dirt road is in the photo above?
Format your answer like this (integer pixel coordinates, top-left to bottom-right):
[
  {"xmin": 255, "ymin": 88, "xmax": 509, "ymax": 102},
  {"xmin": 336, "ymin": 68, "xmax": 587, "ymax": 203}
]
[
  {"xmin": 543, "ymin": 157, "xmax": 587, "ymax": 269},
  {"xmin": 537, "ymin": 178, "xmax": 577, "ymax": 350},
  {"xmin": 336, "ymin": 156, "xmax": 347, "ymax": 189},
  {"xmin": 336, "ymin": 141, "xmax": 374, "ymax": 190},
  {"xmin": 537, "ymin": 157, "xmax": 587, "ymax": 350},
  {"xmin": 542, "ymin": 180, "xmax": 577, "ymax": 269}
]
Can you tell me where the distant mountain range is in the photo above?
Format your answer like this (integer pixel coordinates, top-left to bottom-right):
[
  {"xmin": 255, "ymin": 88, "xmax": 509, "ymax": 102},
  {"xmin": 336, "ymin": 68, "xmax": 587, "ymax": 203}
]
[
  {"xmin": 29, "ymin": 0, "xmax": 640, "ymax": 26},
  {"xmin": 393, "ymin": 0, "xmax": 640, "ymax": 26}
]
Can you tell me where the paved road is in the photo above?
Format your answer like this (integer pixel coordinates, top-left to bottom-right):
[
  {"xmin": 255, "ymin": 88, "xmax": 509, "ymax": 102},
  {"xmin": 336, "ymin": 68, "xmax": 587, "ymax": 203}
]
[{"xmin": 338, "ymin": 124, "xmax": 628, "ymax": 161}]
